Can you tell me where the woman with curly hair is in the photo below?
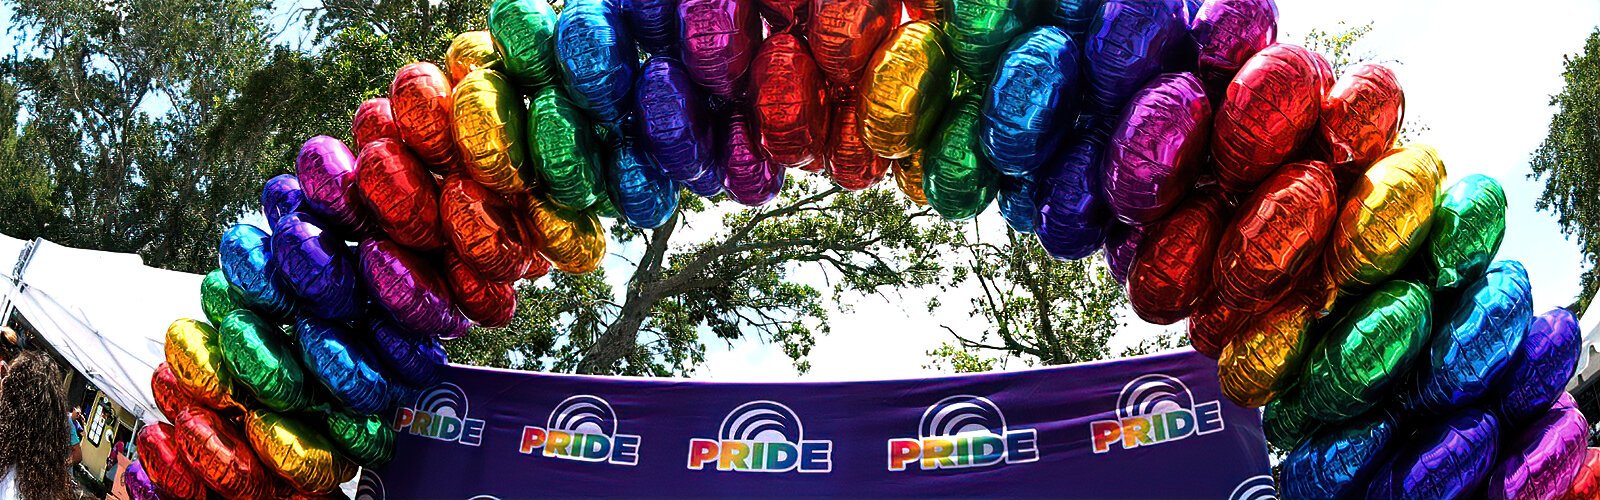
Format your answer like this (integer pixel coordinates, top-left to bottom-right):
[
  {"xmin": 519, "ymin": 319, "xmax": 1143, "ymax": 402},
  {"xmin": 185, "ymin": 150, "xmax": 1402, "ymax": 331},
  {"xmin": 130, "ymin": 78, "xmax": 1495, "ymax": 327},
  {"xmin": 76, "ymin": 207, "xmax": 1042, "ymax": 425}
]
[{"xmin": 0, "ymin": 351, "xmax": 74, "ymax": 500}]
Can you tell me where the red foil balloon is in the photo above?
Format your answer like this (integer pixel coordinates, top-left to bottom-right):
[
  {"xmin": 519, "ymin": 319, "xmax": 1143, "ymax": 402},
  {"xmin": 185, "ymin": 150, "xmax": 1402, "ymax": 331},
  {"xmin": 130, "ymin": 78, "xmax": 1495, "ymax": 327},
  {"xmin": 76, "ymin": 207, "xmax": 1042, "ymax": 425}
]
[
  {"xmin": 1128, "ymin": 189, "xmax": 1230, "ymax": 324},
  {"xmin": 176, "ymin": 407, "xmax": 275, "ymax": 500},
  {"xmin": 444, "ymin": 252, "xmax": 518, "ymax": 328},
  {"xmin": 1570, "ymin": 448, "xmax": 1600, "ymax": 500},
  {"xmin": 137, "ymin": 423, "xmax": 206, "ymax": 500},
  {"xmin": 390, "ymin": 62, "xmax": 458, "ymax": 169},
  {"xmin": 1188, "ymin": 295, "xmax": 1250, "ymax": 358},
  {"xmin": 357, "ymin": 139, "xmax": 447, "ymax": 251},
  {"xmin": 1317, "ymin": 63, "xmax": 1404, "ymax": 180},
  {"xmin": 520, "ymin": 214, "xmax": 554, "ymax": 281},
  {"xmin": 752, "ymin": 33, "xmax": 829, "ymax": 168},
  {"xmin": 825, "ymin": 94, "xmax": 891, "ymax": 190},
  {"xmin": 1212, "ymin": 160, "xmax": 1338, "ymax": 312},
  {"xmin": 759, "ymin": 0, "xmax": 808, "ymax": 31},
  {"xmin": 808, "ymin": 0, "xmax": 898, "ymax": 86},
  {"xmin": 439, "ymin": 174, "xmax": 535, "ymax": 282},
  {"xmin": 1210, "ymin": 44, "xmax": 1333, "ymax": 192},
  {"xmin": 151, "ymin": 363, "xmax": 195, "ymax": 421},
  {"xmin": 351, "ymin": 98, "xmax": 402, "ymax": 150}
]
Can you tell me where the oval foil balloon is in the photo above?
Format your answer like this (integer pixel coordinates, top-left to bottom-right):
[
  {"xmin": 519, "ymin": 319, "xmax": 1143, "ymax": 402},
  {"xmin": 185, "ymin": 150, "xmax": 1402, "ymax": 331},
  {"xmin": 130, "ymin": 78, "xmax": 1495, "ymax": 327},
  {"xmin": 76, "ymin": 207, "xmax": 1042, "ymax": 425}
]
[
  {"xmin": 1212, "ymin": 160, "xmax": 1338, "ymax": 312},
  {"xmin": 152, "ymin": 363, "xmax": 196, "ymax": 420},
  {"xmin": 1211, "ymin": 43, "xmax": 1333, "ymax": 191},
  {"xmin": 981, "ymin": 26, "xmax": 1082, "ymax": 177},
  {"xmin": 446, "ymin": 31, "xmax": 501, "ymax": 83},
  {"xmin": 1217, "ymin": 293, "xmax": 1317, "ymax": 407},
  {"xmin": 607, "ymin": 138, "xmax": 680, "ymax": 229},
  {"xmin": 997, "ymin": 174, "xmax": 1040, "ymax": 233},
  {"xmin": 177, "ymin": 407, "xmax": 275, "ymax": 500},
  {"xmin": 297, "ymin": 316, "xmax": 392, "ymax": 414},
  {"xmin": 1298, "ymin": 281, "xmax": 1431, "ymax": 422},
  {"xmin": 1399, "ymin": 260, "xmax": 1533, "ymax": 414},
  {"xmin": 390, "ymin": 62, "xmax": 459, "ymax": 168},
  {"xmin": 557, "ymin": 0, "xmax": 637, "ymax": 126},
  {"xmin": 1101, "ymin": 72, "xmax": 1211, "ymax": 224},
  {"xmin": 244, "ymin": 411, "xmax": 357, "ymax": 494},
  {"xmin": 439, "ymin": 174, "xmax": 536, "ymax": 281},
  {"xmin": 1324, "ymin": 145, "xmax": 1446, "ymax": 292},
  {"xmin": 684, "ymin": 165, "xmax": 726, "ymax": 197},
  {"xmin": 623, "ymin": 0, "xmax": 678, "ymax": 55},
  {"xmin": 678, "ymin": 0, "xmax": 759, "ymax": 98},
  {"xmin": 826, "ymin": 95, "xmax": 891, "ymax": 191},
  {"xmin": 271, "ymin": 212, "xmax": 364, "ymax": 321},
  {"xmin": 1050, "ymin": 0, "xmax": 1101, "ymax": 37},
  {"xmin": 1262, "ymin": 387, "xmax": 1320, "ymax": 451},
  {"xmin": 904, "ymin": 0, "xmax": 940, "ymax": 21},
  {"xmin": 752, "ymin": 33, "xmax": 828, "ymax": 169},
  {"xmin": 922, "ymin": 93, "xmax": 998, "ymax": 220},
  {"xmin": 636, "ymin": 56, "xmax": 717, "ymax": 184},
  {"xmin": 125, "ymin": 461, "xmax": 161, "ymax": 500},
  {"xmin": 1127, "ymin": 189, "xmax": 1228, "ymax": 324},
  {"xmin": 1366, "ymin": 408, "xmax": 1500, "ymax": 500},
  {"xmin": 445, "ymin": 252, "xmax": 518, "ymax": 327},
  {"xmin": 859, "ymin": 21, "xmax": 953, "ymax": 159},
  {"xmin": 808, "ymin": 0, "xmax": 896, "ymax": 86},
  {"xmin": 326, "ymin": 411, "xmax": 396, "ymax": 467},
  {"xmin": 359, "ymin": 238, "xmax": 458, "ymax": 337},
  {"xmin": 201, "ymin": 268, "xmax": 244, "ymax": 328},
  {"xmin": 369, "ymin": 317, "xmax": 449, "ymax": 387},
  {"xmin": 220, "ymin": 309, "xmax": 313, "ymax": 412},
  {"xmin": 1496, "ymin": 308, "xmax": 1582, "ymax": 425},
  {"xmin": 1282, "ymin": 411, "xmax": 1398, "ymax": 500},
  {"xmin": 1570, "ymin": 448, "xmax": 1600, "ymax": 500},
  {"xmin": 1317, "ymin": 63, "xmax": 1403, "ymax": 176},
  {"xmin": 351, "ymin": 98, "xmax": 402, "ymax": 150},
  {"xmin": 165, "ymin": 318, "xmax": 237, "ymax": 411},
  {"xmin": 356, "ymin": 139, "xmax": 447, "ymax": 250},
  {"xmin": 1427, "ymin": 174, "xmax": 1506, "ymax": 290},
  {"xmin": 1487, "ymin": 397, "xmax": 1588, "ymax": 500},
  {"xmin": 488, "ymin": 0, "xmax": 560, "ymax": 88},
  {"xmin": 452, "ymin": 68, "xmax": 529, "ymax": 195},
  {"xmin": 1102, "ymin": 222, "xmax": 1144, "ymax": 284},
  {"xmin": 528, "ymin": 194, "xmax": 607, "ymax": 274},
  {"xmin": 137, "ymin": 423, "xmax": 206, "ymax": 500},
  {"xmin": 721, "ymin": 108, "xmax": 785, "ymax": 206},
  {"xmin": 261, "ymin": 174, "xmax": 305, "ymax": 228},
  {"xmin": 528, "ymin": 86, "xmax": 606, "ymax": 210},
  {"xmin": 759, "ymin": 0, "xmax": 807, "ymax": 30},
  {"xmin": 1188, "ymin": 295, "xmax": 1250, "ymax": 359},
  {"xmin": 944, "ymin": 0, "xmax": 1035, "ymax": 79},
  {"xmin": 296, "ymin": 136, "xmax": 367, "ymax": 233},
  {"xmin": 893, "ymin": 151, "xmax": 928, "ymax": 205},
  {"xmin": 1082, "ymin": 0, "xmax": 1188, "ymax": 115},
  {"xmin": 1189, "ymin": 0, "xmax": 1277, "ymax": 89}
]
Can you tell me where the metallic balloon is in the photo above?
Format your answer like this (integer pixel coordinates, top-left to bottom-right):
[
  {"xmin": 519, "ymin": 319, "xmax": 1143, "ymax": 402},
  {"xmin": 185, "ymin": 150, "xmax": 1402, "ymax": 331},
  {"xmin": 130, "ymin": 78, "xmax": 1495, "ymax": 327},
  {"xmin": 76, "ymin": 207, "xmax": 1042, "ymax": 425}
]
[
  {"xmin": 296, "ymin": 135, "xmax": 368, "ymax": 233},
  {"xmin": 943, "ymin": 0, "xmax": 1037, "ymax": 79},
  {"xmin": 892, "ymin": 151, "xmax": 928, "ymax": 206},
  {"xmin": 1398, "ymin": 260, "xmax": 1533, "ymax": 414},
  {"xmin": 1365, "ymin": 408, "xmax": 1500, "ymax": 500},
  {"xmin": 452, "ymin": 68, "xmax": 529, "ymax": 195},
  {"xmin": 297, "ymin": 316, "xmax": 392, "ymax": 414},
  {"xmin": 356, "ymin": 139, "xmax": 447, "ymax": 251},
  {"xmin": 1217, "ymin": 292, "xmax": 1317, "ymax": 407},
  {"xmin": 1101, "ymin": 222, "xmax": 1144, "ymax": 284},
  {"xmin": 1212, "ymin": 160, "xmax": 1338, "ymax": 312},
  {"xmin": 905, "ymin": 0, "xmax": 942, "ymax": 21},
  {"xmin": 1427, "ymin": 174, "xmax": 1506, "ymax": 290},
  {"xmin": 271, "ymin": 212, "xmax": 365, "ymax": 321},
  {"xmin": 1187, "ymin": 295, "xmax": 1249, "ymax": 359},
  {"xmin": 439, "ymin": 174, "xmax": 537, "ymax": 281},
  {"xmin": 326, "ymin": 411, "xmax": 397, "ymax": 467},
  {"xmin": 1569, "ymin": 448, "xmax": 1600, "ymax": 500},
  {"xmin": 607, "ymin": 138, "xmax": 681, "ymax": 229},
  {"xmin": 980, "ymin": 26, "xmax": 1082, "ymax": 177},
  {"xmin": 124, "ymin": 461, "xmax": 161, "ymax": 500},
  {"xmin": 808, "ymin": 0, "xmax": 897, "ymax": 86},
  {"xmin": 1127, "ymin": 188, "xmax": 1228, "ymax": 324},
  {"xmin": 201, "ymin": 268, "xmax": 245, "ymax": 328},
  {"xmin": 1082, "ymin": 0, "xmax": 1189, "ymax": 115},
  {"xmin": 623, "ymin": 0, "xmax": 679, "ymax": 55},
  {"xmin": 369, "ymin": 317, "xmax": 449, "ymax": 387},
  {"xmin": 759, "ymin": 0, "xmax": 808, "ymax": 30},
  {"xmin": 997, "ymin": 174, "xmax": 1040, "ymax": 233},
  {"xmin": 826, "ymin": 94, "xmax": 891, "ymax": 191},
  {"xmin": 527, "ymin": 194, "xmax": 608, "ymax": 274},
  {"xmin": 1324, "ymin": 145, "xmax": 1446, "ymax": 292},
  {"xmin": 165, "ymin": 318, "xmax": 238, "ymax": 412},
  {"xmin": 444, "ymin": 252, "xmax": 518, "ymax": 328},
  {"xmin": 446, "ymin": 31, "xmax": 502, "ymax": 84},
  {"xmin": 752, "ymin": 33, "xmax": 828, "ymax": 169},
  {"xmin": 220, "ymin": 309, "xmax": 313, "ymax": 412},
  {"xmin": 556, "ymin": 0, "xmax": 637, "ymax": 126},
  {"xmin": 1262, "ymin": 388, "xmax": 1321, "ymax": 451},
  {"xmin": 720, "ymin": 108, "xmax": 785, "ymax": 205},
  {"xmin": 922, "ymin": 93, "xmax": 998, "ymax": 220},
  {"xmin": 489, "ymin": 0, "xmax": 560, "ymax": 89},
  {"xmin": 1487, "ymin": 396, "xmax": 1588, "ymax": 500},
  {"xmin": 243, "ymin": 410, "xmax": 358, "ymax": 494},
  {"xmin": 351, "ymin": 98, "xmax": 403, "ymax": 151},
  {"xmin": 684, "ymin": 164, "xmax": 726, "ymax": 197},
  {"xmin": 390, "ymin": 63, "xmax": 459, "ymax": 168},
  {"xmin": 261, "ymin": 174, "xmax": 305, "ymax": 229},
  {"xmin": 528, "ymin": 86, "xmax": 606, "ymax": 210},
  {"xmin": 1101, "ymin": 72, "xmax": 1211, "ymax": 224},
  {"xmin": 1282, "ymin": 411, "xmax": 1398, "ymax": 500},
  {"xmin": 1298, "ymin": 280, "xmax": 1431, "ymax": 422},
  {"xmin": 137, "ymin": 423, "xmax": 206, "ymax": 500},
  {"xmin": 636, "ymin": 56, "xmax": 717, "ymax": 185},
  {"xmin": 359, "ymin": 238, "xmax": 459, "ymax": 337},
  {"xmin": 1496, "ymin": 308, "xmax": 1582, "ymax": 425},
  {"xmin": 152, "ymin": 363, "xmax": 196, "ymax": 421},
  {"xmin": 858, "ymin": 21, "xmax": 954, "ymax": 159},
  {"xmin": 176, "ymin": 407, "xmax": 276, "ymax": 500},
  {"xmin": 1211, "ymin": 43, "xmax": 1333, "ymax": 192},
  {"xmin": 1189, "ymin": 0, "xmax": 1277, "ymax": 89},
  {"xmin": 1050, "ymin": 0, "xmax": 1103, "ymax": 37},
  {"xmin": 677, "ymin": 0, "xmax": 759, "ymax": 98},
  {"xmin": 1317, "ymin": 63, "xmax": 1403, "ymax": 178}
]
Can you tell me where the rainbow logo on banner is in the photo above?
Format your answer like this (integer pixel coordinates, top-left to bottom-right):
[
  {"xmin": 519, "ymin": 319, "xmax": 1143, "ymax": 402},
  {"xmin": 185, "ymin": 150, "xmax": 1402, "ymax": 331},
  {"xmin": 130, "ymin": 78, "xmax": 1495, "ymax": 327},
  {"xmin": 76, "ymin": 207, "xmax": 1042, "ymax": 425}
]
[
  {"xmin": 686, "ymin": 400, "xmax": 833, "ymax": 473},
  {"xmin": 519, "ymin": 395, "xmax": 641, "ymax": 465},
  {"xmin": 355, "ymin": 469, "xmax": 384, "ymax": 500},
  {"xmin": 1229, "ymin": 475, "xmax": 1278, "ymax": 500},
  {"xmin": 886, "ymin": 395, "xmax": 1039, "ymax": 471},
  {"xmin": 1090, "ymin": 374, "xmax": 1224, "ymax": 454},
  {"xmin": 394, "ymin": 382, "xmax": 487, "ymax": 446}
]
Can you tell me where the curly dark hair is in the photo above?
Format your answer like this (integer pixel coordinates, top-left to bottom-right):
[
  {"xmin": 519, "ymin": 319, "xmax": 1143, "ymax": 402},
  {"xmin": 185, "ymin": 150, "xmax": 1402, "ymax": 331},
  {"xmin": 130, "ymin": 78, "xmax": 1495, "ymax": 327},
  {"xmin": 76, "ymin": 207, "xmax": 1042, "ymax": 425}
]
[{"xmin": 0, "ymin": 351, "xmax": 72, "ymax": 500}]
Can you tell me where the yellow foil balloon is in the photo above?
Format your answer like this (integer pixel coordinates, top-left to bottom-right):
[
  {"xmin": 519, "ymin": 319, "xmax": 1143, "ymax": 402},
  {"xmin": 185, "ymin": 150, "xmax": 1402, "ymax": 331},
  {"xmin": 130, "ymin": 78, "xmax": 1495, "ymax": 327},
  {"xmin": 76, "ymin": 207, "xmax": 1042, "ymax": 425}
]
[
  {"xmin": 243, "ymin": 411, "xmax": 357, "ymax": 495},
  {"xmin": 858, "ymin": 21, "xmax": 954, "ymax": 159},
  {"xmin": 527, "ymin": 194, "xmax": 606, "ymax": 274},
  {"xmin": 1217, "ymin": 297, "xmax": 1317, "ymax": 408},
  {"xmin": 1324, "ymin": 145, "xmax": 1446, "ymax": 293},
  {"xmin": 453, "ymin": 68, "xmax": 529, "ymax": 195},
  {"xmin": 894, "ymin": 150, "xmax": 928, "ymax": 206},
  {"xmin": 447, "ymin": 31, "xmax": 502, "ymax": 84},
  {"xmin": 164, "ymin": 318, "xmax": 237, "ymax": 411}
]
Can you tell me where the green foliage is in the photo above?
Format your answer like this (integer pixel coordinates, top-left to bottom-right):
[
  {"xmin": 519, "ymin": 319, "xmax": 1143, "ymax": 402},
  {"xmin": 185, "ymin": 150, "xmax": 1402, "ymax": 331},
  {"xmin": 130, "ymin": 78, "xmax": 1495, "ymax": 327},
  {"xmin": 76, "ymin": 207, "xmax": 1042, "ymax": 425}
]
[{"xmin": 1530, "ymin": 28, "xmax": 1600, "ymax": 314}]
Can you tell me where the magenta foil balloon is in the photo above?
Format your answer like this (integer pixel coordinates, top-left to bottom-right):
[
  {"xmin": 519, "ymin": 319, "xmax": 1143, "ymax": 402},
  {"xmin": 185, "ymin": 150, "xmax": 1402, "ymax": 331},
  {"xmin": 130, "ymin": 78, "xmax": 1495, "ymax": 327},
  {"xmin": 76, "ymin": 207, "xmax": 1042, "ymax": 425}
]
[
  {"xmin": 1083, "ymin": 0, "xmax": 1190, "ymax": 116},
  {"xmin": 1103, "ymin": 222, "xmax": 1145, "ymax": 284},
  {"xmin": 636, "ymin": 56, "xmax": 718, "ymax": 184},
  {"xmin": 1101, "ymin": 73, "xmax": 1211, "ymax": 225},
  {"xmin": 677, "ymin": 0, "xmax": 759, "ymax": 99},
  {"xmin": 1037, "ymin": 129, "xmax": 1111, "ymax": 260},
  {"xmin": 1366, "ymin": 408, "xmax": 1501, "ymax": 500},
  {"xmin": 271, "ymin": 212, "xmax": 364, "ymax": 321},
  {"xmin": 720, "ymin": 108, "xmax": 784, "ymax": 206},
  {"xmin": 124, "ymin": 462, "xmax": 160, "ymax": 500},
  {"xmin": 1188, "ymin": 0, "xmax": 1278, "ymax": 89},
  {"xmin": 358, "ymin": 239, "xmax": 457, "ymax": 338},
  {"xmin": 261, "ymin": 174, "xmax": 305, "ymax": 228},
  {"xmin": 295, "ymin": 135, "xmax": 367, "ymax": 234},
  {"xmin": 1487, "ymin": 395, "xmax": 1589, "ymax": 500},
  {"xmin": 1496, "ymin": 308, "xmax": 1583, "ymax": 425}
]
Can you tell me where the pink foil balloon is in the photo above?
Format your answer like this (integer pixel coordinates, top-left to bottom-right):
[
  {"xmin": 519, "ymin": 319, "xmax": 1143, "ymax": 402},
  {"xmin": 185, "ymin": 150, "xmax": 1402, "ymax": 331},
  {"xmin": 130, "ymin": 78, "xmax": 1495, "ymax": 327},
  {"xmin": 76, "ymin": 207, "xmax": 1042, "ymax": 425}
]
[
  {"xmin": 678, "ymin": 0, "xmax": 759, "ymax": 98},
  {"xmin": 720, "ymin": 108, "xmax": 786, "ymax": 206},
  {"xmin": 1102, "ymin": 72, "xmax": 1212, "ymax": 225}
]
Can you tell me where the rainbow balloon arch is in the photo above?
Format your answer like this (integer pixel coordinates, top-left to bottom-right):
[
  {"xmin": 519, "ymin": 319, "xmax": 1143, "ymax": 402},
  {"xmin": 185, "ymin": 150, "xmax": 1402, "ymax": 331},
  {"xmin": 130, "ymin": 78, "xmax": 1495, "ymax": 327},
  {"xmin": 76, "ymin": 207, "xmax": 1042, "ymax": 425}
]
[{"xmin": 121, "ymin": 0, "xmax": 1600, "ymax": 498}]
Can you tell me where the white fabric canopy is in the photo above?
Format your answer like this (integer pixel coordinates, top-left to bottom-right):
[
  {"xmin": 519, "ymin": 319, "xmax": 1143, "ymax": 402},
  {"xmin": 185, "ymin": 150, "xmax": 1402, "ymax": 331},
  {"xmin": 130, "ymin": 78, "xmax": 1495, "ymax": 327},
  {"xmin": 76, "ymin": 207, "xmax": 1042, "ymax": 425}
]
[{"xmin": 1567, "ymin": 294, "xmax": 1600, "ymax": 391}]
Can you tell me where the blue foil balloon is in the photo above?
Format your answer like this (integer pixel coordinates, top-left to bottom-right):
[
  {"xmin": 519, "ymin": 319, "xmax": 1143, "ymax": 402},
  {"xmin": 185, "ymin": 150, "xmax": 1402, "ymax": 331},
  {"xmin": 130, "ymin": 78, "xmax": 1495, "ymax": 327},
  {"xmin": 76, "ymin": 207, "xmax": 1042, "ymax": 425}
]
[
  {"xmin": 1036, "ymin": 127, "xmax": 1110, "ymax": 260},
  {"xmin": 1366, "ymin": 408, "xmax": 1500, "ymax": 500},
  {"xmin": 607, "ymin": 138, "xmax": 681, "ymax": 229},
  {"xmin": 270, "ymin": 212, "xmax": 363, "ymax": 321},
  {"xmin": 557, "ymin": 0, "xmax": 637, "ymax": 127},
  {"xmin": 219, "ymin": 224, "xmax": 296, "ymax": 320},
  {"xmin": 997, "ymin": 174, "xmax": 1040, "ymax": 233},
  {"xmin": 1083, "ymin": 0, "xmax": 1188, "ymax": 116},
  {"xmin": 1051, "ymin": 0, "xmax": 1104, "ymax": 37},
  {"xmin": 684, "ymin": 166, "xmax": 725, "ymax": 197},
  {"xmin": 981, "ymin": 26, "xmax": 1083, "ymax": 177},
  {"xmin": 260, "ymin": 174, "xmax": 305, "ymax": 229},
  {"xmin": 1399, "ymin": 260, "xmax": 1533, "ymax": 414},
  {"xmin": 1495, "ymin": 308, "xmax": 1582, "ymax": 424},
  {"xmin": 1282, "ymin": 411, "xmax": 1399, "ymax": 500},
  {"xmin": 635, "ymin": 56, "xmax": 717, "ymax": 184},
  {"xmin": 296, "ymin": 316, "xmax": 391, "ymax": 414},
  {"xmin": 622, "ymin": 0, "xmax": 678, "ymax": 55},
  {"xmin": 368, "ymin": 318, "xmax": 448, "ymax": 387}
]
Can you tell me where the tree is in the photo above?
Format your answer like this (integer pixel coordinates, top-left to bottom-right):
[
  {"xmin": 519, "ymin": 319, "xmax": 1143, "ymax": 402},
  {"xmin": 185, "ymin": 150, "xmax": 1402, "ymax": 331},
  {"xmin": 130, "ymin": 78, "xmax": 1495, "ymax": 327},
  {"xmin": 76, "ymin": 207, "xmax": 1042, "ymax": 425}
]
[{"xmin": 1529, "ymin": 29, "xmax": 1600, "ymax": 315}]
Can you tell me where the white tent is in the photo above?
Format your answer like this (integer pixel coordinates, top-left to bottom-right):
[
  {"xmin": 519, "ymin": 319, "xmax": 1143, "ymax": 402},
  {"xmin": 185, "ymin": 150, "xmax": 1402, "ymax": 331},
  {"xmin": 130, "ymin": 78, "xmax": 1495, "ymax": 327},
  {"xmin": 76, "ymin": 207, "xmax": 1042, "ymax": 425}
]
[{"xmin": 1567, "ymin": 294, "xmax": 1600, "ymax": 391}]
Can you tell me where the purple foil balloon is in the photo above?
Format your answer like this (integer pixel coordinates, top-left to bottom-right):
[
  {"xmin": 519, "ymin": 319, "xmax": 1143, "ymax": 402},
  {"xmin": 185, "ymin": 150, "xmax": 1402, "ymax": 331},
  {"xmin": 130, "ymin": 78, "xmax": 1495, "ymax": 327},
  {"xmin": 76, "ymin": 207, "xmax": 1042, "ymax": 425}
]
[
  {"xmin": 685, "ymin": 165, "xmax": 726, "ymax": 197},
  {"xmin": 721, "ymin": 108, "xmax": 784, "ymax": 206},
  {"xmin": 623, "ymin": 0, "xmax": 679, "ymax": 55},
  {"xmin": 1496, "ymin": 308, "xmax": 1583, "ymax": 425},
  {"xmin": 1037, "ymin": 129, "xmax": 1111, "ymax": 260},
  {"xmin": 1103, "ymin": 222, "xmax": 1145, "ymax": 284},
  {"xmin": 124, "ymin": 462, "xmax": 160, "ymax": 500},
  {"xmin": 1101, "ymin": 72, "xmax": 1211, "ymax": 225},
  {"xmin": 1366, "ymin": 408, "xmax": 1500, "ymax": 500},
  {"xmin": 1083, "ymin": 0, "xmax": 1190, "ymax": 116},
  {"xmin": 636, "ymin": 56, "xmax": 718, "ymax": 184},
  {"xmin": 677, "ymin": 0, "xmax": 759, "ymax": 99},
  {"xmin": 261, "ymin": 174, "xmax": 305, "ymax": 229},
  {"xmin": 358, "ymin": 239, "xmax": 457, "ymax": 338},
  {"xmin": 270, "ymin": 212, "xmax": 364, "ymax": 321},
  {"xmin": 295, "ymin": 135, "xmax": 367, "ymax": 234},
  {"xmin": 368, "ymin": 317, "xmax": 448, "ymax": 387},
  {"xmin": 1488, "ymin": 394, "xmax": 1589, "ymax": 500},
  {"xmin": 1188, "ymin": 0, "xmax": 1278, "ymax": 91}
]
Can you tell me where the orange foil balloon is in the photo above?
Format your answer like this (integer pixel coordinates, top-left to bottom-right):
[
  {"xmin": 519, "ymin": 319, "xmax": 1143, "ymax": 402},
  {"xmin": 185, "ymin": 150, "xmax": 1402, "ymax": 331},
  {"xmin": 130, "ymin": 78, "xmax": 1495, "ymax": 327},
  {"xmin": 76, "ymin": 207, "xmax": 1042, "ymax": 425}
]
[
  {"xmin": 1212, "ymin": 160, "xmax": 1339, "ymax": 312},
  {"xmin": 445, "ymin": 252, "xmax": 518, "ymax": 327},
  {"xmin": 527, "ymin": 194, "xmax": 606, "ymax": 274},
  {"xmin": 446, "ymin": 31, "xmax": 502, "ymax": 84},
  {"xmin": 164, "ymin": 318, "xmax": 238, "ymax": 412},
  {"xmin": 137, "ymin": 422, "xmax": 206, "ymax": 500},
  {"xmin": 858, "ymin": 21, "xmax": 954, "ymax": 159},
  {"xmin": 1324, "ymin": 145, "xmax": 1446, "ymax": 293},
  {"xmin": 1187, "ymin": 296, "xmax": 1250, "ymax": 359},
  {"xmin": 357, "ymin": 139, "xmax": 447, "ymax": 251},
  {"xmin": 808, "ymin": 0, "xmax": 898, "ymax": 86},
  {"xmin": 1217, "ymin": 294, "xmax": 1318, "ymax": 408},
  {"xmin": 752, "ymin": 33, "xmax": 829, "ymax": 168},
  {"xmin": 903, "ymin": 0, "xmax": 940, "ymax": 22},
  {"xmin": 1128, "ymin": 189, "xmax": 1230, "ymax": 325},
  {"xmin": 439, "ymin": 174, "xmax": 535, "ymax": 282},
  {"xmin": 390, "ymin": 62, "xmax": 458, "ymax": 169},
  {"xmin": 351, "ymin": 98, "xmax": 402, "ymax": 150},
  {"xmin": 452, "ymin": 68, "xmax": 529, "ymax": 194},
  {"xmin": 826, "ymin": 94, "xmax": 891, "ymax": 190},
  {"xmin": 151, "ymin": 363, "xmax": 196, "ymax": 420},
  {"xmin": 1317, "ymin": 63, "xmax": 1404, "ymax": 180},
  {"xmin": 519, "ymin": 214, "xmax": 554, "ymax": 281},
  {"xmin": 1210, "ymin": 44, "xmax": 1333, "ymax": 192},
  {"xmin": 243, "ymin": 411, "xmax": 357, "ymax": 495},
  {"xmin": 893, "ymin": 150, "xmax": 928, "ymax": 205},
  {"xmin": 176, "ymin": 407, "xmax": 275, "ymax": 500}
]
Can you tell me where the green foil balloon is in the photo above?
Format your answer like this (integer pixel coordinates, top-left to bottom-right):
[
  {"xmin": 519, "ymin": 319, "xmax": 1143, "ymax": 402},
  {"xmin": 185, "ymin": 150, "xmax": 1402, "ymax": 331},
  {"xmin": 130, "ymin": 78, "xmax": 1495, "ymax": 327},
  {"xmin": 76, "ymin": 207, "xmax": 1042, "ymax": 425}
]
[
  {"xmin": 922, "ymin": 93, "xmax": 998, "ymax": 220},
  {"xmin": 942, "ymin": 0, "xmax": 1037, "ymax": 78},
  {"xmin": 1427, "ymin": 174, "xmax": 1507, "ymax": 290},
  {"xmin": 488, "ymin": 0, "xmax": 560, "ymax": 89},
  {"xmin": 527, "ymin": 86, "xmax": 605, "ymax": 211},
  {"xmin": 200, "ymin": 269, "xmax": 244, "ymax": 328},
  {"xmin": 1298, "ymin": 280, "xmax": 1432, "ymax": 423},
  {"xmin": 1264, "ymin": 387, "xmax": 1323, "ymax": 451},
  {"xmin": 219, "ymin": 310, "xmax": 312, "ymax": 412},
  {"xmin": 326, "ymin": 411, "xmax": 395, "ymax": 467}
]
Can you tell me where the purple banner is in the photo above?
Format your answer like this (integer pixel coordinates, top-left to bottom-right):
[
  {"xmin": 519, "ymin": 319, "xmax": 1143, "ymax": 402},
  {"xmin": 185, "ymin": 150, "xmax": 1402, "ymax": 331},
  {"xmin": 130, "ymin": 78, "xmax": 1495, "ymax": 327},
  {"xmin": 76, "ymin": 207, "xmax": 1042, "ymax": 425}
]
[{"xmin": 365, "ymin": 349, "xmax": 1272, "ymax": 498}]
